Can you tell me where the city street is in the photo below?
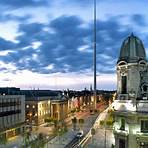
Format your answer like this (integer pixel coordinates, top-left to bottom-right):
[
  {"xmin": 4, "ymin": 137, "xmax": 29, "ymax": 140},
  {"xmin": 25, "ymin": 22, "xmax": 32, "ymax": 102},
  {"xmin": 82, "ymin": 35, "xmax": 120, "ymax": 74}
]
[
  {"xmin": 46, "ymin": 102, "xmax": 107, "ymax": 148},
  {"xmin": 0, "ymin": 103, "xmax": 107, "ymax": 148},
  {"xmin": 46, "ymin": 109, "xmax": 99, "ymax": 148}
]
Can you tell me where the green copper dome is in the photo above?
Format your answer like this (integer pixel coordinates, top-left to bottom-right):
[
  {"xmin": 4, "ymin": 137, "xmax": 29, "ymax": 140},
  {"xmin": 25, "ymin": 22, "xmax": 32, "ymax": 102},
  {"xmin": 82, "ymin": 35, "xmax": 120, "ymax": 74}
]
[{"xmin": 118, "ymin": 33, "xmax": 146, "ymax": 63}]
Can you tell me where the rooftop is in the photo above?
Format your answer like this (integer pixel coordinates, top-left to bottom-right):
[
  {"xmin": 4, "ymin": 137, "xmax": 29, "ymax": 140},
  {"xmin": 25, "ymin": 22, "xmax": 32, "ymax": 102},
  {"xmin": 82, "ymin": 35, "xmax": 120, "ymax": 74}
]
[{"xmin": 118, "ymin": 33, "xmax": 146, "ymax": 63}]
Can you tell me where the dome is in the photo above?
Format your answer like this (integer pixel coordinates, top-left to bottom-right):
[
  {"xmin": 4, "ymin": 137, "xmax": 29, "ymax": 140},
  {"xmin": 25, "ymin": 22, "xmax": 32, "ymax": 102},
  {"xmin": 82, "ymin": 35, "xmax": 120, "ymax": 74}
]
[{"xmin": 118, "ymin": 33, "xmax": 146, "ymax": 63}]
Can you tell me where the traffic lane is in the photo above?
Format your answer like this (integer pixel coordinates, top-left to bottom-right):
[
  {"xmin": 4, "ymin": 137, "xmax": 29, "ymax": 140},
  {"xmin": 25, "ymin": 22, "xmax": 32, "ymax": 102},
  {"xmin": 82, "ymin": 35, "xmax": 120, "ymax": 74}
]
[
  {"xmin": 64, "ymin": 134, "xmax": 85, "ymax": 148},
  {"xmin": 65, "ymin": 114, "xmax": 99, "ymax": 148},
  {"xmin": 67, "ymin": 103, "xmax": 107, "ymax": 127},
  {"xmin": 66, "ymin": 110, "xmax": 91, "ymax": 127}
]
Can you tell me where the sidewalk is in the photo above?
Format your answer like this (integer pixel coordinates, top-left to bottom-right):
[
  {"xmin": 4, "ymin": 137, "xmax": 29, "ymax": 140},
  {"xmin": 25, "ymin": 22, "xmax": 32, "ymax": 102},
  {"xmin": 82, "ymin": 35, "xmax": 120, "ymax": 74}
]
[
  {"xmin": 85, "ymin": 108, "xmax": 115, "ymax": 148},
  {"xmin": 46, "ymin": 129, "xmax": 76, "ymax": 148},
  {"xmin": 0, "ymin": 136, "xmax": 23, "ymax": 148}
]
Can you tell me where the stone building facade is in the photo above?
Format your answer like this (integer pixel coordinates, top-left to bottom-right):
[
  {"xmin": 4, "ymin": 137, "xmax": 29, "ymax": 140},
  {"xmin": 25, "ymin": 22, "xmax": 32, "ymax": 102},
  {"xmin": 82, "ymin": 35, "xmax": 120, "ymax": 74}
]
[
  {"xmin": 25, "ymin": 95, "xmax": 68, "ymax": 126},
  {"xmin": 113, "ymin": 34, "xmax": 148, "ymax": 148},
  {"xmin": 25, "ymin": 97, "xmax": 51, "ymax": 126}
]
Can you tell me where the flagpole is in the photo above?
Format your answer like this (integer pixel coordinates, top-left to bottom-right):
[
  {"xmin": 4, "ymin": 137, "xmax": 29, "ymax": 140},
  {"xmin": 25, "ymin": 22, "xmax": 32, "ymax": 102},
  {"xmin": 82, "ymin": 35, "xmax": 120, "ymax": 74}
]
[{"xmin": 93, "ymin": 0, "xmax": 97, "ymax": 110}]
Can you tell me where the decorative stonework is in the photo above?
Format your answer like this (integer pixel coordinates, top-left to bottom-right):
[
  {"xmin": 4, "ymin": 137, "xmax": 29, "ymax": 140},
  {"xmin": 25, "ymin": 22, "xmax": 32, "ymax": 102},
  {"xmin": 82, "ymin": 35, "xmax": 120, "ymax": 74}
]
[{"xmin": 113, "ymin": 34, "xmax": 148, "ymax": 148}]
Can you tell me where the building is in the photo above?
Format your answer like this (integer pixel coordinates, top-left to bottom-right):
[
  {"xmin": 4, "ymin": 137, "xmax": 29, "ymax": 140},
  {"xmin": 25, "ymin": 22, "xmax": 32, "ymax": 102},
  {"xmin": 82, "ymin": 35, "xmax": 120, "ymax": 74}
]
[
  {"xmin": 26, "ymin": 97, "xmax": 51, "ymax": 126},
  {"xmin": 0, "ymin": 87, "xmax": 20, "ymax": 95},
  {"xmin": 0, "ymin": 95, "xmax": 25, "ymax": 140},
  {"xmin": 113, "ymin": 34, "xmax": 148, "ymax": 148},
  {"xmin": 50, "ymin": 95, "xmax": 68, "ymax": 121},
  {"xmin": 65, "ymin": 89, "xmax": 92, "ymax": 111},
  {"xmin": 25, "ymin": 92, "xmax": 69, "ymax": 125}
]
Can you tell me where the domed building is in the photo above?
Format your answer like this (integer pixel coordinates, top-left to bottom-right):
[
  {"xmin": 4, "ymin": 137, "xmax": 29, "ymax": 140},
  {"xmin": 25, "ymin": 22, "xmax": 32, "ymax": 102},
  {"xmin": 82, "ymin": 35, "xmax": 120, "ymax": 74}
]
[{"xmin": 113, "ymin": 33, "xmax": 148, "ymax": 148}]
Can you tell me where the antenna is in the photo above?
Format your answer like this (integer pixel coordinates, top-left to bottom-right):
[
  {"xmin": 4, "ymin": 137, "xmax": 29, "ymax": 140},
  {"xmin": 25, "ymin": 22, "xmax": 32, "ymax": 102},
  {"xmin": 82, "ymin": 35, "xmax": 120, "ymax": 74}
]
[{"xmin": 93, "ymin": 0, "xmax": 97, "ymax": 110}]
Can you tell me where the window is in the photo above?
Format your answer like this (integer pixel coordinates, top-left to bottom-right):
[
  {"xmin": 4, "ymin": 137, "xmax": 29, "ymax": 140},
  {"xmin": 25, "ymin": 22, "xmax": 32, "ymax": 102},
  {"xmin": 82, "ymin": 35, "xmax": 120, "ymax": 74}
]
[
  {"xmin": 140, "ymin": 142, "xmax": 148, "ymax": 148},
  {"xmin": 120, "ymin": 118, "xmax": 125, "ymax": 130},
  {"xmin": 118, "ymin": 61, "xmax": 127, "ymax": 66},
  {"xmin": 119, "ymin": 139, "xmax": 125, "ymax": 148},
  {"xmin": 32, "ymin": 111, "xmax": 35, "ymax": 116},
  {"xmin": 121, "ymin": 76, "xmax": 127, "ymax": 94},
  {"xmin": 143, "ymin": 85, "xmax": 147, "ymax": 92},
  {"xmin": 141, "ymin": 120, "xmax": 148, "ymax": 133}
]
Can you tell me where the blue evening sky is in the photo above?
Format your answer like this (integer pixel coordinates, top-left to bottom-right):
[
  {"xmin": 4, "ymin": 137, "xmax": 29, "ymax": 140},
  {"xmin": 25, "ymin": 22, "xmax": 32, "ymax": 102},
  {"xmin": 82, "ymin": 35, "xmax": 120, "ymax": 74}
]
[{"xmin": 0, "ymin": 0, "xmax": 147, "ymax": 90}]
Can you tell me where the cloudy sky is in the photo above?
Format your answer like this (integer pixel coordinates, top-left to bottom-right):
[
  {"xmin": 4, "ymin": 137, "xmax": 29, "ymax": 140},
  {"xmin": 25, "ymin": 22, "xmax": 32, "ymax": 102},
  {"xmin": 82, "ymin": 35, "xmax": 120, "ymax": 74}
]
[{"xmin": 0, "ymin": 0, "xmax": 147, "ymax": 90}]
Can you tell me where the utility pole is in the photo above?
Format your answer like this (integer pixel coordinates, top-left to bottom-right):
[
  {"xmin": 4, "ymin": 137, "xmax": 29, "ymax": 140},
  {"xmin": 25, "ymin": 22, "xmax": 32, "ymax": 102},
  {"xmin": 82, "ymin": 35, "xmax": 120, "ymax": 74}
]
[{"xmin": 93, "ymin": 0, "xmax": 97, "ymax": 110}]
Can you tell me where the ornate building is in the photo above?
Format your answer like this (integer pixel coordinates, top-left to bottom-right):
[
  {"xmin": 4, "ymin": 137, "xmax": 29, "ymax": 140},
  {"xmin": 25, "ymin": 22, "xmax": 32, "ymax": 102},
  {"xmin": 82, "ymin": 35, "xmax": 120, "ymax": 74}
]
[{"xmin": 113, "ymin": 34, "xmax": 148, "ymax": 148}]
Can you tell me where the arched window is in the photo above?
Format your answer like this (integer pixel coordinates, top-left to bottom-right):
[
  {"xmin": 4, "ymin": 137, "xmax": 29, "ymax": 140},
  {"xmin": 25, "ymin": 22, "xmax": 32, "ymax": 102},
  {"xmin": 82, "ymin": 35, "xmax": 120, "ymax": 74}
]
[
  {"xmin": 121, "ymin": 76, "xmax": 127, "ymax": 94},
  {"xmin": 139, "ymin": 60, "xmax": 146, "ymax": 65},
  {"xmin": 118, "ymin": 61, "xmax": 127, "ymax": 66}
]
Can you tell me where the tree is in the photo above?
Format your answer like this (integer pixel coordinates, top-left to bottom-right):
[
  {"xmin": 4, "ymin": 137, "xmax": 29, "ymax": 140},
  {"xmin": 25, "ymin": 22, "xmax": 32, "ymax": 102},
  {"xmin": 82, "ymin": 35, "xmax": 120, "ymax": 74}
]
[
  {"xmin": 37, "ymin": 133, "xmax": 45, "ymax": 148},
  {"xmin": 106, "ymin": 120, "xmax": 113, "ymax": 127},
  {"xmin": 78, "ymin": 118, "xmax": 85, "ymax": 130},
  {"xmin": 53, "ymin": 119, "xmax": 58, "ymax": 129},
  {"xmin": 0, "ymin": 135, "xmax": 7, "ymax": 146},
  {"xmin": 44, "ymin": 118, "xmax": 53, "ymax": 123},
  {"xmin": 100, "ymin": 120, "xmax": 105, "ymax": 126},
  {"xmin": 72, "ymin": 117, "xmax": 77, "ymax": 130},
  {"xmin": 22, "ymin": 131, "xmax": 31, "ymax": 147}
]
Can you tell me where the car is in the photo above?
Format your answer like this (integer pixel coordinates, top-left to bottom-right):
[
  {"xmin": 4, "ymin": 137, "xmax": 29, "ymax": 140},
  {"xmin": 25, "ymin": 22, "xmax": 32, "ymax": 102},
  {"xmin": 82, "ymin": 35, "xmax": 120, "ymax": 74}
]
[{"xmin": 76, "ymin": 130, "xmax": 84, "ymax": 138}]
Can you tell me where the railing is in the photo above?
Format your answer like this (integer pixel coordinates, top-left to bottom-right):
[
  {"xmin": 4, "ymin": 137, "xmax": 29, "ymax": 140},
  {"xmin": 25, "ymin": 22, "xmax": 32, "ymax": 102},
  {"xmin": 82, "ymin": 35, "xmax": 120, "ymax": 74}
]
[
  {"xmin": 118, "ymin": 94, "xmax": 129, "ymax": 100},
  {"xmin": 136, "ymin": 131, "xmax": 148, "ymax": 137},
  {"xmin": 77, "ymin": 130, "xmax": 91, "ymax": 147},
  {"xmin": 113, "ymin": 99, "xmax": 148, "ymax": 112},
  {"xmin": 113, "ymin": 128, "xmax": 128, "ymax": 136}
]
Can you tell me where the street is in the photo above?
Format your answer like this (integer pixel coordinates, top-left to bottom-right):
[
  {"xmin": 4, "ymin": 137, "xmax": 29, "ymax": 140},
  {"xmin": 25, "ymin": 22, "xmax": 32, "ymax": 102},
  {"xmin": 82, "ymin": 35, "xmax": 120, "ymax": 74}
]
[{"xmin": 46, "ymin": 108, "xmax": 99, "ymax": 148}]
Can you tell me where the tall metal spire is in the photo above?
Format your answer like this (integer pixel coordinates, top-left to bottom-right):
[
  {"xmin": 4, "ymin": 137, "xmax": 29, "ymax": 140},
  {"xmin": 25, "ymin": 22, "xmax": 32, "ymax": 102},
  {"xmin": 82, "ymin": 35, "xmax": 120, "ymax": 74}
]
[{"xmin": 93, "ymin": 0, "xmax": 97, "ymax": 110}]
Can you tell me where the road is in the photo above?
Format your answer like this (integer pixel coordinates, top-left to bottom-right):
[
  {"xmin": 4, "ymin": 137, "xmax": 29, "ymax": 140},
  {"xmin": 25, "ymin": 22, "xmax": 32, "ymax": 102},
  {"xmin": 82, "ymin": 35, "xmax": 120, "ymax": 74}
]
[
  {"xmin": 64, "ymin": 114, "xmax": 98, "ymax": 148},
  {"xmin": 64, "ymin": 103, "xmax": 108, "ymax": 148},
  {"xmin": 46, "ymin": 106, "xmax": 102, "ymax": 148}
]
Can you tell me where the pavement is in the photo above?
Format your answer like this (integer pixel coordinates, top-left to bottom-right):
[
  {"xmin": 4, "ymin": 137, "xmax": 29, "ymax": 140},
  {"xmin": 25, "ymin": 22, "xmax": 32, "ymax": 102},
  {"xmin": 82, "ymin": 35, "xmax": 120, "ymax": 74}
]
[
  {"xmin": 84, "ymin": 107, "xmax": 115, "ymax": 148},
  {"xmin": 0, "ymin": 132, "xmax": 39, "ymax": 148}
]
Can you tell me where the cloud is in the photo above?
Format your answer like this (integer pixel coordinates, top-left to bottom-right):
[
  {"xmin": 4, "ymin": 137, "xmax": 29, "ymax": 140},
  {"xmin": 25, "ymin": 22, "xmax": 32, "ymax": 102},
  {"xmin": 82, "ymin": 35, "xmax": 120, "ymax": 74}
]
[
  {"xmin": 16, "ymin": 22, "xmax": 45, "ymax": 47},
  {"xmin": 0, "ymin": 14, "xmax": 147, "ymax": 76},
  {"xmin": 131, "ymin": 14, "xmax": 146, "ymax": 26},
  {"xmin": 0, "ymin": 14, "xmax": 32, "ymax": 22},
  {"xmin": 0, "ymin": 0, "xmax": 48, "ymax": 8},
  {"xmin": 0, "ymin": 37, "xmax": 16, "ymax": 50}
]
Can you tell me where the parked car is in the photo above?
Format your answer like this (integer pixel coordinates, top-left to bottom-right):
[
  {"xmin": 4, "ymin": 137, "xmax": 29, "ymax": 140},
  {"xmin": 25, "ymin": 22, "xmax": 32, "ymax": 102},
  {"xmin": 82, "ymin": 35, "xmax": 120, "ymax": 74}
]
[{"xmin": 76, "ymin": 130, "xmax": 84, "ymax": 138}]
